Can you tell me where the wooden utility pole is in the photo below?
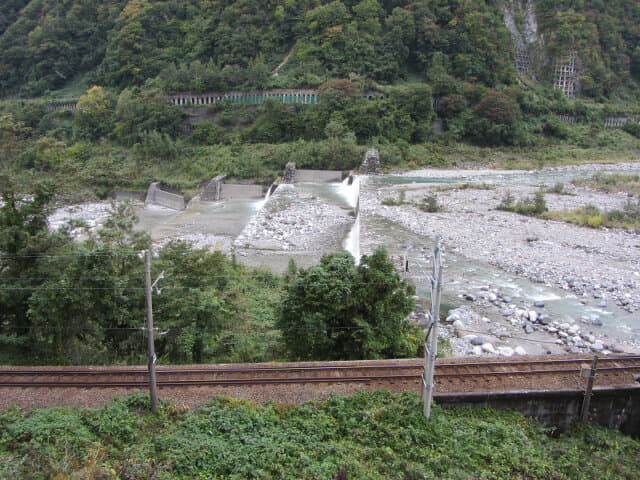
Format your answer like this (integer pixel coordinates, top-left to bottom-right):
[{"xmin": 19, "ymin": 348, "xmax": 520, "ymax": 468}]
[
  {"xmin": 423, "ymin": 240, "xmax": 443, "ymax": 419},
  {"xmin": 145, "ymin": 250, "xmax": 158, "ymax": 414},
  {"xmin": 580, "ymin": 355, "xmax": 598, "ymax": 422}
]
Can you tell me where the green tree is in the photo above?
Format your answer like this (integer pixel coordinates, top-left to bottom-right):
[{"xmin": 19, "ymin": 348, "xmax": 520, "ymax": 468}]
[
  {"xmin": 0, "ymin": 183, "xmax": 70, "ymax": 363},
  {"xmin": 278, "ymin": 248, "xmax": 418, "ymax": 361},
  {"xmin": 73, "ymin": 86, "xmax": 116, "ymax": 141},
  {"xmin": 114, "ymin": 88, "xmax": 183, "ymax": 146}
]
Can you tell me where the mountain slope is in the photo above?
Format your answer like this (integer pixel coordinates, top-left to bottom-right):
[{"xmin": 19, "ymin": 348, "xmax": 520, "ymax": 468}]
[{"xmin": 0, "ymin": 0, "xmax": 637, "ymax": 100}]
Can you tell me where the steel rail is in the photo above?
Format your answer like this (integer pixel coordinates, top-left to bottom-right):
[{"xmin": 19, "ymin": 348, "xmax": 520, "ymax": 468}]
[
  {"xmin": 0, "ymin": 374, "xmax": 422, "ymax": 388},
  {"xmin": 1, "ymin": 355, "xmax": 637, "ymax": 377}
]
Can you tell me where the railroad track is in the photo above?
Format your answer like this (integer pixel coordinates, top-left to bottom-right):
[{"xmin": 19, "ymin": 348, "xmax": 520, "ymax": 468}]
[{"xmin": 1, "ymin": 355, "xmax": 639, "ymax": 394}]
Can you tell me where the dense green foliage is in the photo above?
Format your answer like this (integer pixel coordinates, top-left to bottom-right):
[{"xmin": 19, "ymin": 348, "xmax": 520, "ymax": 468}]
[
  {"xmin": 0, "ymin": 0, "xmax": 638, "ymax": 99},
  {"xmin": 278, "ymin": 249, "xmax": 419, "ymax": 360},
  {"xmin": 0, "ymin": 190, "xmax": 422, "ymax": 365},
  {"xmin": 1, "ymin": 391, "xmax": 639, "ymax": 479},
  {"xmin": 536, "ymin": 0, "xmax": 640, "ymax": 99},
  {"xmin": 0, "ymin": 186, "xmax": 285, "ymax": 365}
]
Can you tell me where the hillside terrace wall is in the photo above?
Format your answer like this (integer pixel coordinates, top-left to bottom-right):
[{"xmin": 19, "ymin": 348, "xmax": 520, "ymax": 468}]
[{"xmin": 170, "ymin": 89, "xmax": 318, "ymax": 106}]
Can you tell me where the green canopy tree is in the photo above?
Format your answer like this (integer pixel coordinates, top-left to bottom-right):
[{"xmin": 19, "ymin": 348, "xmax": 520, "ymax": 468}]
[
  {"xmin": 278, "ymin": 248, "xmax": 419, "ymax": 360},
  {"xmin": 73, "ymin": 86, "xmax": 116, "ymax": 141}
]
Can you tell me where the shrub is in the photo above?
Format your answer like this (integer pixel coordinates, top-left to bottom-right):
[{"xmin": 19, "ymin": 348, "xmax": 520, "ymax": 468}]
[
  {"xmin": 417, "ymin": 194, "xmax": 440, "ymax": 212},
  {"xmin": 497, "ymin": 191, "xmax": 547, "ymax": 216}
]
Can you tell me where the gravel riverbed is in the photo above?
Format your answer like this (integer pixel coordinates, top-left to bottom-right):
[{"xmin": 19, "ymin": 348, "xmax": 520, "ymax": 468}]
[{"xmin": 359, "ymin": 162, "xmax": 640, "ymax": 357}]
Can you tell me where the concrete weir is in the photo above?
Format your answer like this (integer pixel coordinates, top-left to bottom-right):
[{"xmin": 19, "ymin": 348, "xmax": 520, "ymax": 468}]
[
  {"xmin": 281, "ymin": 163, "xmax": 343, "ymax": 183},
  {"xmin": 201, "ymin": 175, "xmax": 268, "ymax": 201},
  {"xmin": 145, "ymin": 182, "xmax": 186, "ymax": 210}
]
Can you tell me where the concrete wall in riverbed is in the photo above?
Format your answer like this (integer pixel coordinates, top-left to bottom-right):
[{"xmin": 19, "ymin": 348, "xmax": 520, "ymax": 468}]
[
  {"xmin": 294, "ymin": 169, "xmax": 343, "ymax": 183},
  {"xmin": 435, "ymin": 386, "xmax": 640, "ymax": 436},
  {"xmin": 219, "ymin": 184, "xmax": 264, "ymax": 199},
  {"xmin": 201, "ymin": 175, "xmax": 265, "ymax": 200},
  {"xmin": 145, "ymin": 182, "xmax": 185, "ymax": 210}
]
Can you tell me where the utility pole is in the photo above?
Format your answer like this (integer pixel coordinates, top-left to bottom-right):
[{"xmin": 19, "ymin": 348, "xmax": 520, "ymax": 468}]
[
  {"xmin": 145, "ymin": 250, "xmax": 158, "ymax": 414},
  {"xmin": 580, "ymin": 355, "xmax": 598, "ymax": 422},
  {"xmin": 423, "ymin": 239, "xmax": 443, "ymax": 419}
]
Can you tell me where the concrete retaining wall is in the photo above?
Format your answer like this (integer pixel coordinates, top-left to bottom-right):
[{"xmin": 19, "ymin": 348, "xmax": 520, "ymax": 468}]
[
  {"xmin": 219, "ymin": 184, "xmax": 265, "ymax": 199},
  {"xmin": 201, "ymin": 175, "xmax": 227, "ymax": 201},
  {"xmin": 112, "ymin": 191, "xmax": 145, "ymax": 202},
  {"xmin": 435, "ymin": 386, "xmax": 640, "ymax": 436},
  {"xmin": 294, "ymin": 169, "xmax": 343, "ymax": 183},
  {"xmin": 145, "ymin": 182, "xmax": 185, "ymax": 210}
]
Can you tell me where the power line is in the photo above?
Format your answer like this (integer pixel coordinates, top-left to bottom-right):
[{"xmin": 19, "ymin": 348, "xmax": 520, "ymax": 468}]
[
  {"xmin": 0, "ymin": 281, "xmax": 412, "ymax": 291},
  {"xmin": 0, "ymin": 325, "xmax": 147, "ymax": 331}
]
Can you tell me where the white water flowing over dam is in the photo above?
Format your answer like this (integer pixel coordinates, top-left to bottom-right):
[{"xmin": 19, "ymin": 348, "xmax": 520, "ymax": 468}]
[
  {"xmin": 343, "ymin": 214, "xmax": 360, "ymax": 263},
  {"xmin": 339, "ymin": 175, "xmax": 361, "ymax": 263}
]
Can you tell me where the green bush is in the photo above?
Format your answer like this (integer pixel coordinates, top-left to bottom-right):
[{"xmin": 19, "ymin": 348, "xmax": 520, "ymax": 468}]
[
  {"xmin": 417, "ymin": 194, "xmax": 440, "ymax": 212},
  {"xmin": 498, "ymin": 191, "xmax": 547, "ymax": 216}
]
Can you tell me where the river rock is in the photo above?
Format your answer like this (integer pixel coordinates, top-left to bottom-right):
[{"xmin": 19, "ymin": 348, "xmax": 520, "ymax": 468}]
[
  {"xmin": 590, "ymin": 342, "xmax": 605, "ymax": 352},
  {"xmin": 609, "ymin": 343, "xmax": 625, "ymax": 353},
  {"xmin": 533, "ymin": 301, "xmax": 545, "ymax": 308},
  {"xmin": 538, "ymin": 314, "xmax": 551, "ymax": 325},
  {"xmin": 528, "ymin": 311, "xmax": 538, "ymax": 322},
  {"xmin": 472, "ymin": 346, "xmax": 483, "ymax": 356},
  {"xmin": 524, "ymin": 323, "xmax": 534, "ymax": 334},
  {"xmin": 482, "ymin": 342, "xmax": 496, "ymax": 354},
  {"xmin": 591, "ymin": 318, "xmax": 603, "ymax": 327},
  {"xmin": 453, "ymin": 320, "xmax": 466, "ymax": 336},
  {"xmin": 497, "ymin": 346, "xmax": 514, "ymax": 356},
  {"xmin": 468, "ymin": 336, "xmax": 484, "ymax": 346},
  {"xmin": 514, "ymin": 346, "xmax": 527, "ymax": 356}
]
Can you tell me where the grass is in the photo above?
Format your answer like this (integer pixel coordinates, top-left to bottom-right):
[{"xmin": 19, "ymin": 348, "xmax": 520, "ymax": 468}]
[
  {"xmin": 547, "ymin": 199, "xmax": 640, "ymax": 232},
  {"xmin": 381, "ymin": 189, "xmax": 407, "ymax": 206},
  {"xmin": 572, "ymin": 173, "xmax": 640, "ymax": 195},
  {"xmin": 1, "ymin": 392, "xmax": 639, "ymax": 479},
  {"xmin": 397, "ymin": 130, "xmax": 639, "ymax": 172},
  {"xmin": 434, "ymin": 182, "xmax": 495, "ymax": 192},
  {"xmin": 495, "ymin": 187, "xmax": 640, "ymax": 232},
  {"xmin": 542, "ymin": 182, "xmax": 575, "ymax": 195},
  {"xmin": 381, "ymin": 190, "xmax": 442, "ymax": 212}
]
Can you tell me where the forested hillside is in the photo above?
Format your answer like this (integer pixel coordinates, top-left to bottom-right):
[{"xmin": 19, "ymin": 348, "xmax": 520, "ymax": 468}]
[
  {"xmin": 0, "ymin": 0, "xmax": 639, "ymax": 196},
  {"xmin": 0, "ymin": 0, "xmax": 638, "ymax": 99}
]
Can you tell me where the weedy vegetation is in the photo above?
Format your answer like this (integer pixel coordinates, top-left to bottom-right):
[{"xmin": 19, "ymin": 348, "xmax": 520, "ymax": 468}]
[{"xmin": 1, "ymin": 392, "xmax": 639, "ymax": 479}]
